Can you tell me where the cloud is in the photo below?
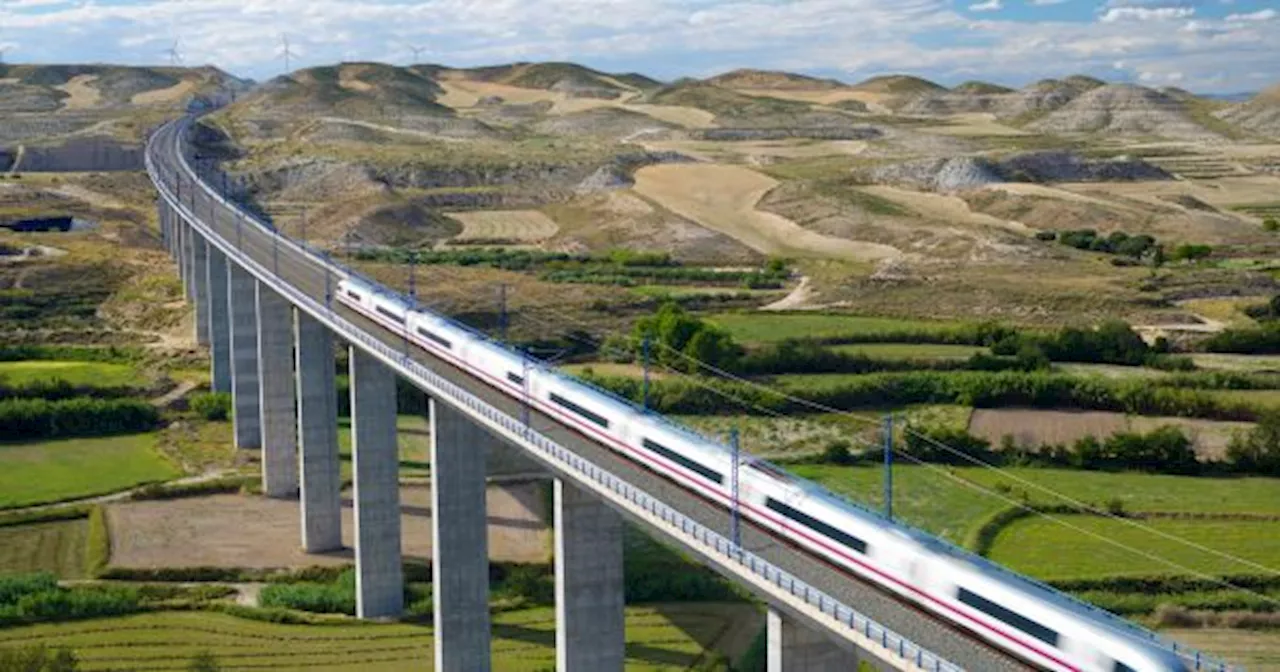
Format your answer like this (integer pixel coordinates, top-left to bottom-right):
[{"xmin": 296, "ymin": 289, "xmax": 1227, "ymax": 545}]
[
  {"xmin": 1225, "ymin": 9, "xmax": 1277, "ymax": 21},
  {"xmin": 1027, "ymin": 0, "xmax": 1068, "ymax": 5},
  {"xmin": 969, "ymin": 0, "xmax": 1003, "ymax": 11},
  {"xmin": 1100, "ymin": 6, "xmax": 1196, "ymax": 22}
]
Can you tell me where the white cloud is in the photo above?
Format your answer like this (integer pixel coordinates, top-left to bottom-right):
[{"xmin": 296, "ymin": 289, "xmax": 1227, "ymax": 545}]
[
  {"xmin": 969, "ymin": 0, "xmax": 1004, "ymax": 11},
  {"xmin": 1100, "ymin": 6, "xmax": 1196, "ymax": 22},
  {"xmin": 1028, "ymin": 0, "xmax": 1068, "ymax": 5},
  {"xmin": 1225, "ymin": 9, "xmax": 1277, "ymax": 21}
]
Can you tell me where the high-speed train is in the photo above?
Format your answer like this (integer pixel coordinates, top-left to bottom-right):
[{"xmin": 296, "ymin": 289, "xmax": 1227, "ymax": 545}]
[{"xmin": 338, "ymin": 275, "xmax": 1189, "ymax": 672}]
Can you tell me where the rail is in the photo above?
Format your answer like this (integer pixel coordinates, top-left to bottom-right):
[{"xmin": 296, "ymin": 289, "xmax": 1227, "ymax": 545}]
[{"xmin": 147, "ymin": 118, "xmax": 963, "ymax": 672}]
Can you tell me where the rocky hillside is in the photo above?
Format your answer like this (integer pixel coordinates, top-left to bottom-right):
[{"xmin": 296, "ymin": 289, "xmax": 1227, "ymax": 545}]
[
  {"xmin": 705, "ymin": 68, "xmax": 847, "ymax": 91},
  {"xmin": 0, "ymin": 64, "xmax": 245, "ymax": 113},
  {"xmin": 1026, "ymin": 84, "xmax": 1220, "ymax": 139},
  {"xmin": 1218, "ymin": 84, "xmax": 1280, "ymax": 137},
  {"xmin": 236, "ymin": 63, "xmax": 449, "ymax": 117},
  {"xmin": 899, "ymin": 75, "xmax": 1103, "ymax": 119},
  {"xmin": 869, "ymin": 151, "xmax": 1171, "ymax": 191}
]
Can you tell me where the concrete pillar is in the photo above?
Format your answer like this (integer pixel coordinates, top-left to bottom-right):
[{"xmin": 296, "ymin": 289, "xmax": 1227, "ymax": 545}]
[
  {"xmin": 295, "ymin": 310, "xmax": 341, "ymax": 553},
  {"xmin": 431, "ymin": 399, "xmax": 491, "ymax": 672},
  {"xmin": 350, "ymin": 348, "xmax": 403, "ymax": 619},
  {"xmin": 257, "ymin": 284, "xmax": 298, "ymax": 498},
  {"xmin": 229, "ymin": 264, "xmax": 262, "ymax": 450},
  {"xmin": 191, "ymin": 234, "xmax": 209, "ymax": 345},
  {"xmin": 555, "ymin": 480, "xmax": 625, "ymax": 672},
  {"xmin": 207, "ymin": 246, "xmax": 232, "ymax": 393},
  {"xmin": 767, "ymin": 608, "xmax": 861, "ymax": 672}
]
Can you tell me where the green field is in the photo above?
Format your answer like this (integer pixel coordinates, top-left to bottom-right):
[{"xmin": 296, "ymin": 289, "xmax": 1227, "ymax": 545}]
[
  {"xmin": 791, "ymin": 463, "xmax": 1280, "ymax": 545},
  {"xmin": 337, "ymin": 415, "xmax": 433, "ymax": 478},
  {"xmin": 1192, "ymin": 353, "xmax": 1280, "ymax": 373},
  {"xmin": 831, "ymin": 343, "xmax": 985, "ymax": 360},
  {"xmin": 0, "ymin": 606, "xmax": 751, "ymax": 671},
  {"xmin": 0, "ymin": 360, "xmax": 146, "ymax": 388},
  {"xmin": 1206, "ymin": 389, "xmax": 1280, "ymax": 412},
  {"xmin": 0, "ymin": 520, "xmax": 88, "ymax": 577},
  {"xmin": 0, "ymin": 434, "xmax": 179, "ymax": 509},
  {"xmin": 988, "ymin": 515, "xmax": 1280, "ymax": 579},
  {"xmin": 706, "ymin": 313, "xmax": 964, "ymax": 344}
]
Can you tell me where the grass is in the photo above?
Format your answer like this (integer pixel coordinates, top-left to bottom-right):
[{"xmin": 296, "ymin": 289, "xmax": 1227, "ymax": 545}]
[
  {"xmin": 831, "ymin": 343, "xmax": 985, "ymax": 360},
  {"xmin": 1205, "ymin": 389, "xmax": 1280, "ymax": 412},
  {"xmin": 337, "ymin": 414, "xmax": 433, "ymax": 478},
  {"xmin": 1158, "ymin": 629, "xmax": 1280, "ymax": 671},
  {"xmin": 706, "ymin": 313, "xmax": 964, "ymax": 345},
  {"xmin": 0, "ymin": 360, "xmax": 146, "ymax": 388},
  {"xmin": 0, "ymin": 433, "xmax": 179, "ymax": 509},
  {"xmin": 0, "ymin": 606, "xmax": 743, "ymax": 671},
  {"xmin": 0, "ymin": 520, "xmax": 88, "ymax": 578},
  {"xmin": 988, "ymin": 516, "xmax": 1280, "ymax": 580},
  {"xmin": 790, "ymin": 463, "xmax": 1280, "ymax": 546},
  {"xmin": 1192, "ymin": 353, "xmax": 1280, "ymax": 373}
]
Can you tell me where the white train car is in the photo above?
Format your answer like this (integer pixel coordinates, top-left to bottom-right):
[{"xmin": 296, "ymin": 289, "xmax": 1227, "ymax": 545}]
[{"xmin": 333, "ymin": 277, "xmax": 1192, "ymax": 672}]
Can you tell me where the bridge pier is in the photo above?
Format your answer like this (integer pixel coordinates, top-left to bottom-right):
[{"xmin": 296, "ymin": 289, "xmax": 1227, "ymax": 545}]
[
  {"xmin": 555, "ymin": 479, "xmax": 625, "ymax": 672},
  {"xmin": 229, "ymin": 265, "xmax": 262, "ymax": 450},
  {"xmin": 192, "ymin": 235, "xmax": 210, "ymax": 345},
  {"xmin": 207, "ymin": 246, "xmax": 232, "ymax": 393},
  {"xmin": 179, "ymin": 217, "xmax": 193, "ymax": 302},
  {"xmin": 767, "ymin": 608, "xmax": 871, "ymax": 672},
  {"xmin": 349, "ymin": 348, "xmax": 403, "ymax": 619},
  {"xmin": 430, "ymin": 399, "xmax": 492, "ymax": 671},
  {"xmin": 257, "ymin": 285, "xmax": 298, "ymax": 498},
  {"xmin": 295, "ymin": 312, "xmax": 342, "ymax": 553}
]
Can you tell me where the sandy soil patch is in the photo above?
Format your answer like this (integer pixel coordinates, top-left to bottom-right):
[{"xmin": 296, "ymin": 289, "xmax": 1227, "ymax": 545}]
[
  {"xmin": 55, "ymin": 75, "xmax": 101, "ymax": 110},
  {"xmin": 730, "ymin": 87, "xmax": 890, "ymax": 113},
  {"xmin": 860, "ymin": 185, "xmax": 1030, "ymax": 233},
  {"xmin": 450, "ymin": 210, "xmax": 560, "ymax": 243},
  {"xmin": 106, "ymin": 483, "xmax": 550, "ymax": 569},
  {"xmin": 640, "ymin": 139, "xmax": 866, "ymax": 162},
  {"xmin": 760, "ymin": 276, "xmax": 814, "ymax": 311},
  {"xmin": 988, "ymin": 183, "xmax": 1149, "ymax": 215},
  {"xmin": 1058, "ymin": 175, "xmax": 1280, "ymax": 214},
  {"xmin": 131, "ymin": 79, "xmax": 195, "ymax": 106},
  {"xmin": 968, "ymin": 408, "xmax": 1252, "ymax": 460},
  {"xmin": 633, "ymin": 164, "xmax": 901, "ymax": 262},
  {"xmin": 338, "ymin": 65, "xmax": 375, "ymax": 93},
  {"xmin": 436, "ymin": 79, "xmax": 563, "ymax": 108},
  {"xmin": 917, "ymin": 113, "xmax": 1030, "ymax": 137}
]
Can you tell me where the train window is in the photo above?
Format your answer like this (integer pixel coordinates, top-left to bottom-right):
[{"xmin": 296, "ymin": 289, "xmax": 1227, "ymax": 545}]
[
  {"xmin": 956, "ymin": 588, "xmax": 1059, "ymax": 647},
  {"xmin": 1113, "ymin": 663, "xmax": 1135, "ymax": 672},
  {"xmin": 417, "ymin": 328, "xmax": 452, "ymax": 349},
  {"xmin": 642, "ymin": 438, "xmax": 723, "ymax": 485},
  {"xmin": 347, "ymin": 290, "xmax": 362, "ymax": 301},
  {"xmin": 765, "ymin": 498, "xmax": 867, "ymax": 554},
  {"xmin": 507, "ymin": 372, "xmax": 524, "ymax": 386},
  {"xmin": 749, "ymin": 460, "xmax": 797, "ymax": 484},
  {"xmin": 550, "ymin": 393, "xmax": 609, "ymax": 429},
  {"xmin": 375, "ymin": 306, "xmax": 405, "ymax": 324}
]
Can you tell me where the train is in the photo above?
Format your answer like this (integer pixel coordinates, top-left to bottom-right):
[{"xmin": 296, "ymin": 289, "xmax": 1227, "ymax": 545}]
[{"xmin": 337, "ymin": 275, "xmax": 1189, "ymax": 672}]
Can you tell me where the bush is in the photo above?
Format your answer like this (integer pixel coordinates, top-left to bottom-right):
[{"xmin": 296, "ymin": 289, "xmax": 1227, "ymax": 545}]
[
  {"xmin": 994, "ymin": 320, "xmax": 1151, "ymax": 367},
  {"xmin": 0, "ymin": 646, "xmax": 80, "ymax": 672},
  {"xmin": 1264, "ymin": 217, "xmax": 1279, "ymax": 233},
  {"xmin": 1034, "ymin": 230, "xmax": 1057, "ymax": 241},
  {"xmin": 259, "ymin": 569, "xmax": 356, "ymax": 615},
  {"xmin": 1227, "ymin": 410, "xmax": 1280, "ymax": 475},
  {"xmin": 820, "ymin": 440, "xmax": 856, "ymax": 465},
  {"xmin": 0, "ymin": 397, "xmax": 159, "ymax": 440},
  {"xmin": 1171, "ymin": 243, "xmax": 1213, "ymax": 262},
  {"xmin": 0, "ymin": 573, "xmax": 58, "ymax": 607},
  {"xmin": 1203, "ymin": 323, "xmax": 1280, "ymax": 354},
  {"xmin": 189, "ymin": 392, "xmax": 231, "ymax": 421}
]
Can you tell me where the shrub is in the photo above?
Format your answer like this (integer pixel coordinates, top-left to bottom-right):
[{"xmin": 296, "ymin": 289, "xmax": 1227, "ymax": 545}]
[
  {"xmin": 0, "ymin": 646, "xmax": 80, "ymax": 672},
  {"xmin": 0, "ymin": 397, "xmax": 159, "ymax": 440},
  {"xmin": 1263, "ymin": 217, "xmax": 1278, "ymax": 232},
  {"xmin": 259, "ymin": 569, "xmax": 356, "ymax": 615},
  {"xmin": 1203, "ymin": 323, "xmax": 1280, "ymax": 354},
  {"xmin": 189, "ymin": 392, "xmax": 231, "ymax": 421},
  {"xmin": 820, "ymin": 440, "xmax": 856, "ymax": 465},
  {"xmin": 0, "ymin": 573, "xmax": 58, "ymax": 607},
  {"xmin": 1171, "ymin": 243, "xmax": 1213, "ymax": 261},
  {"xmin": 1227, "ymin": 410, "xmax": 1280, "ymax": 475},
  {"xmin": 1034, "ymin": 230, "xmax": 1057, "ymax": 241}
]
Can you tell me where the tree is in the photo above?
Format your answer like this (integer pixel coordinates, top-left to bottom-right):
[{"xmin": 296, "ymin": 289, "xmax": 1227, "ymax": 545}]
[{"xmin": 1227, "ymin": 410, "xmax": 1280, "ymax": 475}]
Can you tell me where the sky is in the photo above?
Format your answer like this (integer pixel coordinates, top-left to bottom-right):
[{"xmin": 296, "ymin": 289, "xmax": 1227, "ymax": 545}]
[{"xmin": 0, "ymin": 0, "xmax": 1277, "ymax": 93}]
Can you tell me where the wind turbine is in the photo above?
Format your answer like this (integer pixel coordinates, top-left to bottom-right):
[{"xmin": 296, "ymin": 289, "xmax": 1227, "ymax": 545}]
[
  {"xmin": 409, "ymin": 45, "xmax": 425, "ymax": 63},
  {"xmin": 163, "ymin": 39, "xmax": 183, "ymax": 66},
  {"xmin": 278, "ymin": 33, "xmax": 297, "ymax": 74}
]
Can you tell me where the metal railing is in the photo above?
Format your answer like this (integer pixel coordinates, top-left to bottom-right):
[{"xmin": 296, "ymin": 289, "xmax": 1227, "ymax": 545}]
[{"xmin": 147, "ymin": 118, "xmax": 964, "ymax": 672}]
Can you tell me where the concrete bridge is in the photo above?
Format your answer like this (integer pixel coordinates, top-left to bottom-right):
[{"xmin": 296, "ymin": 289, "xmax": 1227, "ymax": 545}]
[{"xmin": 147, "ymin": 114, "xmax": 1223, "ymax": 671}]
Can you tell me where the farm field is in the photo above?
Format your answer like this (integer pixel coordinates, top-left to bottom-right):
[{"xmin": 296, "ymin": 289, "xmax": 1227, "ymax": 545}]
[
  {"xmin": 1053, "ymin": 363, "xmax": 1169, "ymax": 379},
  {"xmin": 967, "ymin": 408, "xmax": 1253, "ymax": 459},
  {"xmin": 0, "ymin": 605, "xmax": 759, "ymax": 671},
  {"xmin": 791, "ymin": 463, "xmax": 1280, "ymax": 546},
  {"xmin": 0, "ymin": 360, "xmax": 145, "ymax": 388},
  {"xmin": 632, "ymin": 163, "xmax": 900, "ymax": 262},
  {"xmin": 706, "ymin": 313, "xmax": 965, "ymax": 344},
  {"xmin": 448, "ymin": 209, "xmax": 560, "ymax": 243},
  {"xmin": 0, "ymin": 519, "xmax": 88, "ymax": 577},
  {"xmin": 0, "ymin": 434, "xmax": 178, "ymax": 509},
  {"xmin": 988, "ymin": 515, "xmax": 1280, "ymax": 579},
  {"xmin": 1206, "ymin": 389, "xmax": 1280, "ymax": 412},
  {"xmin": 1193, "ymin": 353, "xmax": 1280, "ymax": 373},
  {"xmin": 1160, "ymin": 629, "xmax": 1280, "ymax": 671},
  {"xmin": 831, "ymin": 343, "xmax": 985, "ymax": 359}
]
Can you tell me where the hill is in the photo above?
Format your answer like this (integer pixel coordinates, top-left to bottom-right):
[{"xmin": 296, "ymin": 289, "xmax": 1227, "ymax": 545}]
[
  {"xmin": 1217, "ymin": 84, "xmax": 1280, "ymax": 137},
  {"xmin": 706, "ymin": 68, "xmax": 847, "ymax": 91},
  {"xmin": 0, "ymin": 64, "xmax": 245, "ymax": 112},
  {"xmin": 899, "ymin": 77, "xmax": 1087, "ymax": 119},
  {"xmin": 234, "ymin": 62, "xmax": 450, "ymax": 117},
  {"xmin": 1026, "ymin": 84, "xmax": 1220, "ymax": 139},
  {"xmin": 644, "ymin": 80, "xmax": 816, "ymax": 124},
  {"xmin": 952, "ymin": 81, "xmax": 1014, "ymax": 95},
  {"xmin": 851, "ymin": 74, "xmax": 947, "ymax": 95},
  {"xmin": 446, "ymin": 62, "xmax": 638, "ymax": 97}
]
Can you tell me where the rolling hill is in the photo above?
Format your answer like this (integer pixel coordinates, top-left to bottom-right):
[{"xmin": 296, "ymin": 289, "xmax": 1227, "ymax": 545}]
[
  {"xmin": 1218, "ymin": 84, "xmax": 1280, "ymax": 137},
  {"xmin": 443, "ymin": 62, "xmax": 651, "ymax": 97},
  {"xmin": 705, "ymin": 68, "xmax": 847, "ymax": 91},
  {"xmin": 232, "ymin": 62, "xmax": 450, "ymax": 117},
  {"xmin": 0, "ymin": 64, "xmax": 245, "ymax": 112},
  {"xmin": 1026, "ymin": 84, "xmax": 1220, "ymax": 139}
]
